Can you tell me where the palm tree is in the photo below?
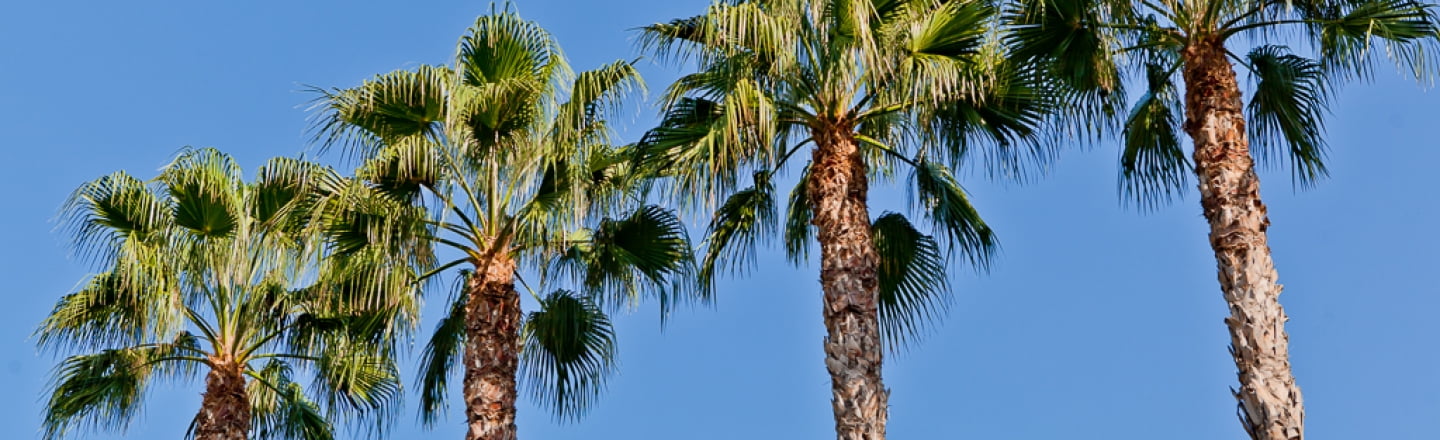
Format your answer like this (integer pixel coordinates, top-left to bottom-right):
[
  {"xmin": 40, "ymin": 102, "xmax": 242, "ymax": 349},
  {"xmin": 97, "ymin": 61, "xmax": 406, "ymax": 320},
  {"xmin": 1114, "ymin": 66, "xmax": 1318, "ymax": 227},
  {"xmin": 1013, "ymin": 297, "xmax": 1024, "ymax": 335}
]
[
  {"xmin": 310, "ymin": 10, "xmax": 699, "ymax": 440},
  {"xmin": 39, "ymin": 148, "xmax": 406, "ymax": 440},
  {"xmin": 637, "ymin": 1, "xmax": 1053, "ymax": 438},
  {"xmin": 1005, "ymin": 0, "xmax": 1439, "ymax": 437}
]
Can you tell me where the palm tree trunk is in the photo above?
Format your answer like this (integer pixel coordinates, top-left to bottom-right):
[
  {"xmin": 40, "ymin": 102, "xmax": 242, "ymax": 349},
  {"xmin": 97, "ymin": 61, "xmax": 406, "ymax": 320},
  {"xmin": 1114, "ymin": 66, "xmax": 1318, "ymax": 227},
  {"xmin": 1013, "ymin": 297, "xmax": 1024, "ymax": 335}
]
[
  {"xmin": 463, "ymin": 257, "xmax": 521, "ymax": 440},
  {"xmin": 193, "ymin": 359, "xmax": 250, "ymax": 440},
  {"xmin": 1181, "ymin": 36, "xmax": 1304, "ymax": 440},
  {"xmin": 807, "ymin": 123, "xmax": 888, "ymax": 440}
]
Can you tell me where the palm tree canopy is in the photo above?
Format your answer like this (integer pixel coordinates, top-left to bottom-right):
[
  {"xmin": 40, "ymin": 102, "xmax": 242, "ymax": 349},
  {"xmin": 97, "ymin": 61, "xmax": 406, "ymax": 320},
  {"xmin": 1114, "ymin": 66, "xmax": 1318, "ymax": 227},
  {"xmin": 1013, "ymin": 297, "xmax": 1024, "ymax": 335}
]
[
  {"xmin": 39, "ymin": 148, "xmax": 408, "ymax": 440},
  {"xmin": 1005, "ymin": 0, "xmax": 1440, "ymax": 204},
  {"xmin": 309, "ymin": 9, "xmax": 702, "ymax": 423},
  {"xmin": 638, "ymin": 0, "xmax": 1056, "ymax": 347}
]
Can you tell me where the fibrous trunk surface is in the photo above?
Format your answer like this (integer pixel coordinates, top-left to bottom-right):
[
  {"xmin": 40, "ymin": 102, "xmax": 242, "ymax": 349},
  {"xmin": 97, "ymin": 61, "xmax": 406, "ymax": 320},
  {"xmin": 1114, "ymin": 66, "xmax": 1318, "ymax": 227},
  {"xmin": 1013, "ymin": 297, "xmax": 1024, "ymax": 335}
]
[
  {"xmin": 463, "ymin": 257, "xmax": 521, "ymax": 440},
  {"xmin": 193, "ymin": 359, "xmax": 250, "ymax": 440},
  {"xmin": 808, "ymin": 123, "xmax": 888, "ymax": 440},
  {"xmin": 1182, "ymin": 36, "xmax": 1305, "ymax": 440}
]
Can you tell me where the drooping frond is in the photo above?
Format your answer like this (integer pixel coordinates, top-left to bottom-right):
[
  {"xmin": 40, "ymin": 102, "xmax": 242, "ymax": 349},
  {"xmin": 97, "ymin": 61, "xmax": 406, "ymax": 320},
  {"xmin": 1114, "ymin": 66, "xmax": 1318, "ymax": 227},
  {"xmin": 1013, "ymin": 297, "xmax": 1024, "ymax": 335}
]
[
  {"xmin": 248, "ymin": 360, "xmax": 333, "ymax": 440},
  {"xmin": 42, "ymin": 340, "xmax": 202, "ymax": 440},
  {"xmin": 1313, "ymin": 0, "xmax": 1440, "ymax": 81},
  {"xmin": 1120, "ymin": 61, "xmax": 1188, "ymax": 208},
  {"xmin": 1246, "ymin": 45, "xmax": 1331, "ymax": 185},
  {"xmin": 558, "ymin": 205, "xmax": 699, "ymax": 311},
  {"xmin": 520, "ymin": 290, "xmax": 617, "ymax": 421},
  {"xmin": 783, "ymin": 165, "xmax": 815, "ymax": 264},
  {"xmin": 415, "ymin": 276, "xmax": 468, "ymax": 427},
  {"xmin": 910, "ymin": 160, "xmax": 997, "ymax": 268},
  {"xmin": 871, "ymin": 212, "xmax": 949, "ymax": 351},
  {"xmin": 698, "ymin": 171, "xmax": 778, "ymax": 283},
  {"xmin": 310, "ymin": 342, "xmax": 401, "ymax": 427}
]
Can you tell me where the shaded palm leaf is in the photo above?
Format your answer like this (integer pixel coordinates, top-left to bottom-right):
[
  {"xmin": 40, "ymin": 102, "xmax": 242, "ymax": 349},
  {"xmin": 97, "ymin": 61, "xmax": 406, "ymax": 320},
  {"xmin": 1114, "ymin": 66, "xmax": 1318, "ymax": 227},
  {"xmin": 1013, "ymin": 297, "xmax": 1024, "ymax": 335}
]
[
  {"xmin": 1246, "ymin": 45, "xmax": 1330, "ymax": 185},
  {"xmin": 1120, "ymin": 61, "xmax": 1188, "ymax": 208},
  {"xmin": 698, "ymin": 171, "xmax": 777, "ymax": 283},
  {"xmin": 872, "ymin": 212, "xmax": 949, "ymax": 351},
  {"xmin": 911, "ymin": 160, "xmax": 997, "ymax": 267},
  {"xmin": 248, "ymin": 360, "xmax": 333, "ymax": 440},
  {"xmin": 415, "ymin": 274, "xmax": 468, "ymax": 427},
  {"xmin": 520, "ymin": 290, "xmax": 617, "ymax": 421}
]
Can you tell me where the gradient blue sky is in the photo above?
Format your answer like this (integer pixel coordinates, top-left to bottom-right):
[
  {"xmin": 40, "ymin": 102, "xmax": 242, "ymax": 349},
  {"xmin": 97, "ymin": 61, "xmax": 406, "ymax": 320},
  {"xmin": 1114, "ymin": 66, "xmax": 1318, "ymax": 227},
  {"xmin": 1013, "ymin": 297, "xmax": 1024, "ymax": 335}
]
[{"xmin": 2, "ymin": 1, "xmax": 1438, "ymax": 439}]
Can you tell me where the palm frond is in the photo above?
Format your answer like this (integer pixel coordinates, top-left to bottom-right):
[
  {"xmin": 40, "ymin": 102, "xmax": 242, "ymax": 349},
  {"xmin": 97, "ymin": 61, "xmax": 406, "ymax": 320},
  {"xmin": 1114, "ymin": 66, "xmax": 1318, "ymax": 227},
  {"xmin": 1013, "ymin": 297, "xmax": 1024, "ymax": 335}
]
[
  {"xmin": 783, "ymin": 165, "xmax": 815, "ymax": 264},
  {"xmin": 698, "ymin": 171, "xmax": 778, "ymax": 284},
  {"xmin": 520, "ymin": 290, "xmax": 616, "ymax": 421},
  {"xmin": 1120, "ymin": 61, "xmax": 1189, "ymax": 208},
  {"xmin": 158, "ymin": 147, "xmax": 245, "ymax": 239},
  {"xmin": 561, "ymin": 205, "xmax": 699, "ymax": 311},
  {"xmin": 60, "ymin": 171, "xmax": 168, "ymax": 264},
  {"xmin": 415, "ymin": 275, "xmax": 468, "ymax": 428},
  {"xmin": 42, "ymin": 341, "xmax": 202, "ymax": 440},
  {"xmin": 1316, "ymin": 0, "xmax": 1440, "ymax": 81},
  {"xmin": 248, "ymin": 360, "xmax": 333, "ymax": 440},
  {"xmin": 1246, "ymin": 45, "xmax": 1331, "ymax": 185},
  {"xmin": 910, "ymin": 160, "xmax": 997, "ymax": 268},
  {"xmin": 871, "ymin": 212, "xmax": 949, "ymax": 351}
]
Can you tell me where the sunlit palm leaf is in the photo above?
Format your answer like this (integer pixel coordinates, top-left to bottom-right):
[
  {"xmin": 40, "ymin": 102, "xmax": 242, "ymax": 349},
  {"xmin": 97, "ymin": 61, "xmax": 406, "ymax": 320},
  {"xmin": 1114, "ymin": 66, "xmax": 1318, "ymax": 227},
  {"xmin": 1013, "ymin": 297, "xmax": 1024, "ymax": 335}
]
[{"xmin": 42, "ymin": 340, "xmax": 201, "ymax": 440}]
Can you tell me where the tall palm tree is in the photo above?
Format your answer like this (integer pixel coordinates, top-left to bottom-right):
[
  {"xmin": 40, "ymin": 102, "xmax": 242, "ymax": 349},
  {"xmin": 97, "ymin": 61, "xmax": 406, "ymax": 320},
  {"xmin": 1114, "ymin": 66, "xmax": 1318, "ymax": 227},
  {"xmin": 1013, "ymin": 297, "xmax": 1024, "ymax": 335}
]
[
  {"xmin": 637, "ymin": 1, "xmax": 1053, "ymax": 438},
  {"xmin": 1005, "ymin": 0, "xmax": 1439, "ymax": 437},
  {"xmin": 39, "ymin": 148, "xmax": 406, "ymax": 440},
  {"xmin": 311, "ymin": 10, "xmax": 698, "ymax": 440}
]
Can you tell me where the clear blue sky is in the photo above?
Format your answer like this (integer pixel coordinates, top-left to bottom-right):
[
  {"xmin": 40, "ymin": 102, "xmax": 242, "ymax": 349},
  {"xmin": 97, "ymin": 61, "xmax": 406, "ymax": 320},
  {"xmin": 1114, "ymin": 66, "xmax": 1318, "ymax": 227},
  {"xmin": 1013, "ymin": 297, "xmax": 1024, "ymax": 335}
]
[{"xmin": 2, "ymin": 1, "xmax": 1437, "ymax": 439}]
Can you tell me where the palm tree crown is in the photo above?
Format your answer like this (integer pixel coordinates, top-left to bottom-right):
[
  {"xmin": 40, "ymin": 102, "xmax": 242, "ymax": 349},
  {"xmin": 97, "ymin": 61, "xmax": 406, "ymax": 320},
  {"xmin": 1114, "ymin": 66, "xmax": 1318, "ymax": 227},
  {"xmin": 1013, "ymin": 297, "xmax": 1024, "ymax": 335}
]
[
  {"xmin": 638, "ymin": 0, "xmax": 1057, "ymax": 437},
  {"xmin": 39, "ymin": 148, "xmax": 406, "ymax": 440},
  {"xmin": 310, "ymin": 9, "xmax": 700, "ymax": 437},
  {"xmin": 1006, "ymin": 0, "xmax": 1438, "ymax": 438}
]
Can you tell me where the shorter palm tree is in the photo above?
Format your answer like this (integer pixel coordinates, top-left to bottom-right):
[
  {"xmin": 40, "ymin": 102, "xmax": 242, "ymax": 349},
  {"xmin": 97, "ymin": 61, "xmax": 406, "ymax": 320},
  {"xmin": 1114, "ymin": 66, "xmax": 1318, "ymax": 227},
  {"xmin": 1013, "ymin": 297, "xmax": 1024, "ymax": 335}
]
[{"xmin": 39, "ymin": 148, "xmax": 408, "ymax": 440}]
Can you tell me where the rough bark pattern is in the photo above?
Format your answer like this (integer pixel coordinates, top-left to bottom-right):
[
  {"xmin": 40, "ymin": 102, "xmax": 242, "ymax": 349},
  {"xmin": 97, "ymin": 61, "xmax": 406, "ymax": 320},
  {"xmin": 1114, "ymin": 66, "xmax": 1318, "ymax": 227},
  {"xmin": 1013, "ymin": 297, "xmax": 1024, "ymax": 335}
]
[
  {"xmin": 807, "ymin": 124, "xmax": 888, "ymax": 440},
  {"xmin": 463, "ymin": 257, "xmax": 521, "ymax": 440},
  {"xmin": 193, "ymin": 359, "xmax": 250, "ymax": 440},
  {"xmin": 1182, "ymin": 36, "xmax": 1304, "ymax": 440}
]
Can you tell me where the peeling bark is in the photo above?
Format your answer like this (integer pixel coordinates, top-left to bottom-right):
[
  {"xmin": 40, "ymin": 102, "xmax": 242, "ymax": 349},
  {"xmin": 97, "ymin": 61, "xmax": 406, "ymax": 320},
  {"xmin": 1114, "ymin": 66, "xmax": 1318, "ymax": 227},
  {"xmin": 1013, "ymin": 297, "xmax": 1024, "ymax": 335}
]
[
  {"xmin": 808, "ymin": 123, "xmax": 888, "ymax": 440},
  {"xmin": 1182, "ymin": 36, "xmax": 1305, "ymax": 440},
  {"xmin": 193, "ymin": 359, "xmax": 250, "ymax": 440},
  {"xmin": 463, "ymin": 257, "xmax": 521, "ymax": 440}
]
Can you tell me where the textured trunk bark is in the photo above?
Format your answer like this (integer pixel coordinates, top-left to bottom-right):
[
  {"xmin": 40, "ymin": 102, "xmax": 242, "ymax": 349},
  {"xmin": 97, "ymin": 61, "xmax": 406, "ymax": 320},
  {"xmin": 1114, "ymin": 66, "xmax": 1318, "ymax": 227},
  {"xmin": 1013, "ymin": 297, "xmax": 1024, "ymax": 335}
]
[
  {"xmin": 807, "ymin": 124, "xmax": 888, "ymax": 440},
  {"xmin": 1182, "ymin": 36, "xmax": 1305, "ymax": 440},
  {"xmin": 463, "ymin": 256, "xmax": 521, "ymax": 440},
  {"xmin": 193, "ymin": 359, "xmax": 250, "ymax": 440}
]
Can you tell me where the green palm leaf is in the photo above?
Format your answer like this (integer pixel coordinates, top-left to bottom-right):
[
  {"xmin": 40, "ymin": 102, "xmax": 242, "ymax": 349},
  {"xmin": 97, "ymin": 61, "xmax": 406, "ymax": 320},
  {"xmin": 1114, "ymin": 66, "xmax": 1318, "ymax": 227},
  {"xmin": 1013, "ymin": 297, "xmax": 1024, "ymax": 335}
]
[
  {"xmin": 247, "ymin": 360, "xmax": 333, "ymax": 440},
  {"xmin": 911, "ymin": 160, "xmax": 997, "ymax": 268},
  {"xmin": 1246, "ymin": 45, "xmax": 1331, "ymax": 185},
  {"xmin": 1120, "ymin": 61, "xmax": 1188, "ymax": 208},
  {"xmin": 872, "ymin": 212, "xmax": 949, "ymax": 351},
  {"xmin": 520, "ymin": 290, "xmax": 616, "ymax": 421},
  {"xmin": 415, "ymin": 275, "xmax": 468, "ymax": 427},
  {"xmin": 698, "ymin": 171, "xmax": 777, "ymax": 283}
]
